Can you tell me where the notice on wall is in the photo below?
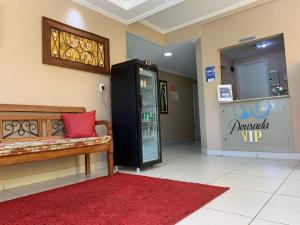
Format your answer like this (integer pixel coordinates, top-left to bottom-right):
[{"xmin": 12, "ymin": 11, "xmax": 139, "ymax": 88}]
[
  {"xmin": 170, "ymin": 85, "xmax": 176, "ymax": 91},
  {"xmin": 217, "ymin": 85, "xmax": 233, "ymax": 102},
  {"xmin": 205, "ymin": 66, "xmax": 216, "ymax": 82},
  {"xmin": 171, "ymin": 91, "xmax": 179, "ymax": 101}
]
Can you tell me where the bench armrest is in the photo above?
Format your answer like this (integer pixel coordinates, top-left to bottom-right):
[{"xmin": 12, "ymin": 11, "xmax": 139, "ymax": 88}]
[{"xmin": 95, "ymin": 120, "xmax": 112, "ymax": 136}]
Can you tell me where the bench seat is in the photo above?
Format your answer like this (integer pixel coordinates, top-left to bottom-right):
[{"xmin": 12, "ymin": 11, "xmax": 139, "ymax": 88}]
[
  {"xmin": 0, "ymin": 136, "xmax": 111, "ymax": 157},
  {"xmin": 0, "ymin": 104, "xmax": 114, "ymax": 176}
]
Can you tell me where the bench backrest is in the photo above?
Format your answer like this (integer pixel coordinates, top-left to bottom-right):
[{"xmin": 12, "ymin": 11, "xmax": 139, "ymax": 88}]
[{"xmin": 0, "ymin": 104, "xmax": 86, "ymax": 142}]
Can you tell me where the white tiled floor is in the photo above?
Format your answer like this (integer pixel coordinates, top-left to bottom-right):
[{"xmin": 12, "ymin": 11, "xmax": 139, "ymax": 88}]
[{"xmin": 1, "ymin": 142, "xmax": 300, "ymax": 225}]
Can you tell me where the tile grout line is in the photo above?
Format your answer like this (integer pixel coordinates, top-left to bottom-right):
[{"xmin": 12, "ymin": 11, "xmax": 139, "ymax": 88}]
[
  {"xmin": 6, "ymin": 190, "xmax": 22, "ymax": 197},
  {"xmin": 155, "ymin": 157, "xmax": 251, "ymax": 180},
  {"xmin": 231, "ymin": 171, "xmax": 294, "ymax": 179},
  {"xmin": 254, "ymin": 218, "xmax": 289, "ymax": 225},
  {"xmin": 247, "ymin": 161, "xmax": 300, "ymax": 225},
  {"xmin": 276, "ymin": 193, "xmax": 300, "ymax": 199},
  {"xmin": 6, "ymin": 177, "xmax": 75, "ymax": 197},
  {"xmin": 202, "ymin": 207, "xmax": 288, "ymax": 225},
  {"xmin": 215, "ymin": 186, "xmax": 276, "ymax": 195},
  {"xmin": 139, "ymin": 156, "xmax": 223, "ymax": 178},
  {"xmin": 202, "ymin": 207, "xmax": 253, "ymax": 219},
  {"xmin": 283, "ymin": 176, "xmax": 300, "ymax": 182},
  {"xmin": 5, "ymin": 170, "xmax": 109, "ymax": 199},
  {"xmin": 206, "ymin": 158, "xmax": 257, "ymax": 184}
]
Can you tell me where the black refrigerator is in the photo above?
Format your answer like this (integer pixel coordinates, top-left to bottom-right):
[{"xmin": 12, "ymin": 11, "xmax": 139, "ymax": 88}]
[{"xmin": 111, "ymin": 59, "xmax": 162, "ymax": 170}]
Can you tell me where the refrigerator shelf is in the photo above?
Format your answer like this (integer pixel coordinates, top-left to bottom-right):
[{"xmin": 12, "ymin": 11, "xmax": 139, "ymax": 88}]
[
  {"xmin": 140, "ymin": 87, "xmax": 153, "ymax": 91},
  {"xmin": 139, "ymin": 72, "xmax": 153, "ymax": 77},
  {"xmin": 142, "ymin": 136, "xmax": 156, "ymax": 140},
  {"xmin": 141, "ymin": 120, "xmax": 156, "ymax": 123}
]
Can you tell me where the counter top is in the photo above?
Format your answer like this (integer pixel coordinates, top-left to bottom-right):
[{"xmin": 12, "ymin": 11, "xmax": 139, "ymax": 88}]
[{"xmin": 220, "ymin": 95, "xmax": 290, "ymax": 104}]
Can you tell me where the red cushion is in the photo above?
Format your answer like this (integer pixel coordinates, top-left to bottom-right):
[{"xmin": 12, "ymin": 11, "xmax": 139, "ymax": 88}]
[{"xmin": 62, "ymin": 111, "xmax": 97, "ymax": 138}]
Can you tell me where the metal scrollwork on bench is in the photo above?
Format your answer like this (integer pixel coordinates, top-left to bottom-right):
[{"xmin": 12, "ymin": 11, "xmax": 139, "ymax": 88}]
[
  {"xmin": 52, "ymin": 120, "xmax": 64, "ymax": 136},
  {"xmin": 3, "ymin": 120, "xmax": 38, "ymax": 139}
]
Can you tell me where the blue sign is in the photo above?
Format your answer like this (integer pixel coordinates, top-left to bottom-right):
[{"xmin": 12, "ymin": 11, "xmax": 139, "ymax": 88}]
[{"xmin": 205, "ymin": 66, "xmax": 216, "ymax": 82}]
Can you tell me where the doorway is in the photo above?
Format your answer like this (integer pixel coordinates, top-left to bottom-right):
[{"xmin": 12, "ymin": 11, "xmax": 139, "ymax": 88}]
[
  {"xmin": 126, "ymin": 32, "xmax": 201, "ymax": 151},
  {"xmin": 193, "ymin": 84, "xmax": 201, "ymax": 143},
  {"xmin": 236, "ymin": 59, "xmax": 269, "ymax": 99}
]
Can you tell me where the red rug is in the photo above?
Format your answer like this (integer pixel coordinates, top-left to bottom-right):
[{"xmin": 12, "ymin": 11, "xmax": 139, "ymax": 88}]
[{"xmin": 0, "ymin": 173, "xmax": 228, "ymax": 225}]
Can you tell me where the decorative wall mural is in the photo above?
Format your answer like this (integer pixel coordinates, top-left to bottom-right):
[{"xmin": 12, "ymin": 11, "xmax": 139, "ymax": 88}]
[{"xmin": 42, "ymin": 17, "xmax": 110, "ymax": 75}]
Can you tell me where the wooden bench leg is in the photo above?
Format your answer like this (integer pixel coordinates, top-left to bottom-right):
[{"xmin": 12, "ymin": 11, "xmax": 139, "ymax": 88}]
[
  {"xmin": 107, "ymin": 141, "xmax": 114, "ymax": 176},
  {"xmin": 85, "ymin": 153, "xmax": 91, "ymax": 175}
]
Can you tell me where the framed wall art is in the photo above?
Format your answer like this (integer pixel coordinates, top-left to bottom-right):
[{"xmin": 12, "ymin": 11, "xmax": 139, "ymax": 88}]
[
  {"xmin": 42, "ymin": 17, "xmax": 110, "ymax": 75},
  {"xmin": 159, "ymin": 80, "xmax": 168, "ymax": 114}
]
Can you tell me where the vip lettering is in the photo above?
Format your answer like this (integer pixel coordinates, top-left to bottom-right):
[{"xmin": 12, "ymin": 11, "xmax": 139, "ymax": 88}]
[
  {"xmin": 241, "ymin": 130, "xmax": 263, "ymax": 143},
  {"xmin": 229, "ymin": 118, "xmax": 270, "ymax": 135}
]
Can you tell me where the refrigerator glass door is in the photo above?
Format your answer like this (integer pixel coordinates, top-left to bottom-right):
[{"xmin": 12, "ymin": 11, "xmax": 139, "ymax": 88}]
[{"xmin": 139, "ymin": 67, "xmax": 160, "ymax": 163}]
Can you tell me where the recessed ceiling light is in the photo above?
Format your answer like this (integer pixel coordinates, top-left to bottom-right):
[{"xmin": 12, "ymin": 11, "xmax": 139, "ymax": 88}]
[
  {"xmin": 255, "ymin": 41, "xmax": 272, "ymax": 49},
  {"xmin": 164, "ymin": 52, "xmax": 173, "ymax": 57}
]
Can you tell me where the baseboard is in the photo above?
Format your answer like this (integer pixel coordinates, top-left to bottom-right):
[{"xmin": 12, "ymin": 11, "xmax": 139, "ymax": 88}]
[
  {"xmin": 2, "ymin": 162, "xmax": 107, "ymax": 190},
  {"xmin": 202, "ymin": 149, "xmax": 300, "ymax": 160}
]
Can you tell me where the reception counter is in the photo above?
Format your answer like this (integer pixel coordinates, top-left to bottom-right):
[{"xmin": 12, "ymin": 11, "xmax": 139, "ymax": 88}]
[{"xmin": 219, "ymin": 95, "xmax": 293, "ymax": 153}]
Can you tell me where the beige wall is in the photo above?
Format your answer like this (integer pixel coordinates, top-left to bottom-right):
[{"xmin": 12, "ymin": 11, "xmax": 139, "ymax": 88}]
[
  {"xmin": 158, "ymin": 70, "xmax": 197, "ymax": 145},
  {"xmin": 164, "ymin": 25, "xmax": 200, "ymax": 45},
  {"xmin": 0, "ymin": 0, "xmax": 163, "ymax": 189},
  {"xmin": 127, "ymin": 22, "xmax": 165, "ymax": 46},
  {"xmin": 199, "ymin": 0, "xmax": 300, "ymax": 151}
]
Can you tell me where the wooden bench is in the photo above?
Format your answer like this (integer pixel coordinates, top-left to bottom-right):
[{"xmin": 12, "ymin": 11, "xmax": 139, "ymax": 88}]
[{"xmin": 0, "ymin": 104, "xmax": 113, "ymax": 176}]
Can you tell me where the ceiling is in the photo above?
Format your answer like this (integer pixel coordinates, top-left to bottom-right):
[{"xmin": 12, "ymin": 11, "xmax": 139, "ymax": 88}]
[
  {"xmin": 221, "ymin": 35, "xmax": 285, "ymax": 61},
  {"xmin": 73, "ymin": 0, "xmax": 268, "ymax": 33},
  {"xmin": 126, "ymin": 33, "xmax": 197, "ymax": 79},
  {"xmin": 106, "ymin": 0, "xmax": 148, "ymax": 10},
  {"xmin": 72, "ymin": 0, "xmax": 184, "ymax": 25}
]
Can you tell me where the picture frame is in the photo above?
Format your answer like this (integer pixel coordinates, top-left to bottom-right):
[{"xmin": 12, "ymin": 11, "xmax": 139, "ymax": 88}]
[
  {"xmin": 217, "ymin": 84, "xmax": 233, "ymax": 102},
  {"xmin": 159, "ymin": 80, "xmax": 168, "ymax": 114},
  {"xmin": 42, "ymin": 17, "xmax": 110, "ymax": 75}
]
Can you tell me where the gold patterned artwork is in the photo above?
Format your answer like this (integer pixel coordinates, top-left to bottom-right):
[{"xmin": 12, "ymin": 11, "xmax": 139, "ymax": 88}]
[
  {"xmin": 50, "ymin": 28, "xmax": 105, "ymax": 68},
  {"xmin": 43, "ymin": 17, "xmax": 110, "ymax": 75}
]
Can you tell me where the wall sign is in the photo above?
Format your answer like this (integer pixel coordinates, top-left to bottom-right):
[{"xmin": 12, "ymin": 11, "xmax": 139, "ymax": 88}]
[
  {"xmin": 217, "ymin": 85, "xmax": 233, "ymax": 102},
  {"xmin": 171, "ymin": 91, "xmax": 179, "ymax": 101},
  {"xmin": 229, "ymin": 118, "xmax": 270, "ymax": 143},
  {"xmin": 42, "ymin": 17, "xmax": 110, "ymax": 75},
  {"xmin": 220, "ymin": 97, "xmax": 293, "ymax": 153},
  {"xmin": 227, "ymin": 103, "xmax": 271, "ymax": 143},
  {"xmin": 205, "ymin": 66, "xmax": 216, "ymax": 82},
  {"xmin": 171, "ymin": 85, "xmax": 176, "ymax": 91}
]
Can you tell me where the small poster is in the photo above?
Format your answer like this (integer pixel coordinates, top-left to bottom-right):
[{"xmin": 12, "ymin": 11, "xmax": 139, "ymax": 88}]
[
  {"xmin": 171, "ymin": 84, "xmax": 176, "ymax": 91},
  {"xmin": 159, "ymin": 80, "xmax": 168, "ymax": 114},
  {"xmin": 217, "ymin": 85, "xmax": 233, "ymax": 102},
  {"xmin": 171, "ymin": 91, "xmax": 179, "ymax": 101},
  {"xmin": 205, "ymin": 66, "xmax": 216, "ymax": 82}
]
